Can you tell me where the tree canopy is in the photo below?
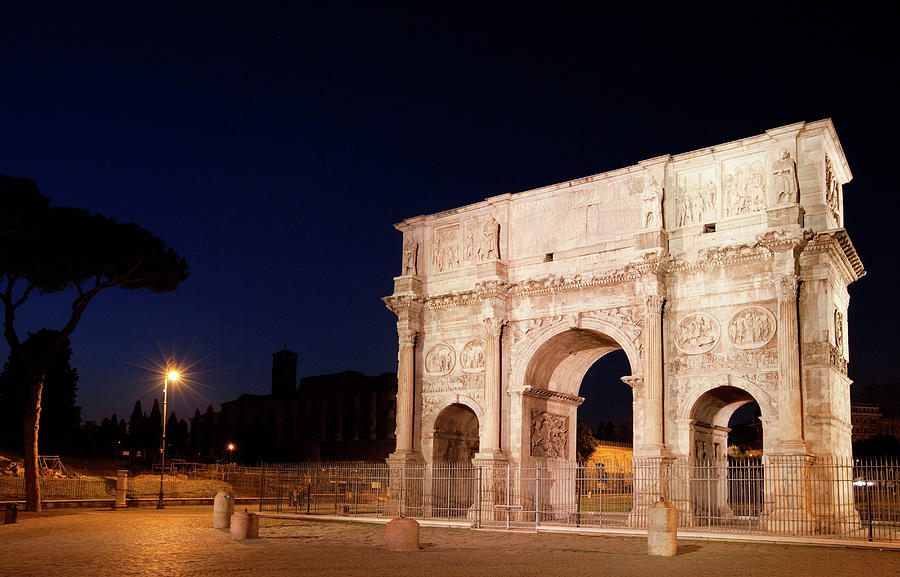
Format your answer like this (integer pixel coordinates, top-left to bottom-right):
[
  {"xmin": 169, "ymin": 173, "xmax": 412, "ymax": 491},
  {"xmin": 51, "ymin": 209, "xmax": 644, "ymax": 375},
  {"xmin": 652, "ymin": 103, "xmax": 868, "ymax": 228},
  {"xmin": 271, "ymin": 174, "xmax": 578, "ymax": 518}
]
[{"xmin": 0, "ymin": 174, "xmax": 190, "ymax": 511}]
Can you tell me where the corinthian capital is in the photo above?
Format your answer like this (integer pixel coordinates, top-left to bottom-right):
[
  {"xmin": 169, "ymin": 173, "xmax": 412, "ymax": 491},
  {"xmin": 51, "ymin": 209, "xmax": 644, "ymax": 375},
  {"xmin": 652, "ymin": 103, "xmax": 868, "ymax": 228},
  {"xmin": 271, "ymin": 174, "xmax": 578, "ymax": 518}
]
[
  {"xmin": 776, "ymin": 275, "xmax": 799, "ymax": 300},
  {"xmin": 397, "ymin": 327, "xmax": 418, "ymax": 346},
  {"xmin": 483, "ymin": 317, "xmax": 507, "ymax": 337},
  {"xmin": 645, "ymin": 295, "xmax": 665, "ymax": 315}
]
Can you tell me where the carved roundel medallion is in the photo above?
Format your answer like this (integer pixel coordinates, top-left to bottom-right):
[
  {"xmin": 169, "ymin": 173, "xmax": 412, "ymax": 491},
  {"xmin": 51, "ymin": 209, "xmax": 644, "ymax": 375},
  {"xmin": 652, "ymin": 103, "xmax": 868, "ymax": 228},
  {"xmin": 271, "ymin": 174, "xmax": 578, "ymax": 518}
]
[
  {"xmin": 728, "ymin": 306, "xmax": 776, "ymax": 350},
  {"xmin": 674, "ymin": 312, "xmax": 720, "ymax": 355},
  {"xmin": 459, "ymin": 339, "xmax": 486, "ymax": 373},
  {"xmin": 425, "ymin": 344, "xmax": 455, "ymax": 375}
]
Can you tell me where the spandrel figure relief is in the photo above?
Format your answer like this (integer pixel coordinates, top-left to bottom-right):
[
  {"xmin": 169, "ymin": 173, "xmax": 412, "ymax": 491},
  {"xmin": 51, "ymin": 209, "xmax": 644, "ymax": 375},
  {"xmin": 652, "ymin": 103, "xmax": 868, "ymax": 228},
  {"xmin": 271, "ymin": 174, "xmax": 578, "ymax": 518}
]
[
  {"xmin": 675, "ymin": 312, "xmax": 720, "ymax": 354},
  {"xmin": 772, "ymin": 151, "xmax": 798, "ymax": 204},
  {"xmin": 728, "ymin": 306, "xmax": 776, "ymax": 349},
  {"xmin": 425, "ymin": 344, "xmax": 455, "ymax": 375}
]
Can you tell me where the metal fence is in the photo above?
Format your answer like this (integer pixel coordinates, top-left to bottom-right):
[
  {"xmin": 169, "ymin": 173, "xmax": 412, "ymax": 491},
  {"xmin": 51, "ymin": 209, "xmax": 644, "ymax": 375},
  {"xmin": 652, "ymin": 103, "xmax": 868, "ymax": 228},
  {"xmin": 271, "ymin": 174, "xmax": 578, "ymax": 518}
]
[
  {"xmin": 259, "ymin": 456, "xmax": 900, "ymax": 542},
  {"xmin": 0, "ymin": 464, "xmax": 262, "ymax": 503}
]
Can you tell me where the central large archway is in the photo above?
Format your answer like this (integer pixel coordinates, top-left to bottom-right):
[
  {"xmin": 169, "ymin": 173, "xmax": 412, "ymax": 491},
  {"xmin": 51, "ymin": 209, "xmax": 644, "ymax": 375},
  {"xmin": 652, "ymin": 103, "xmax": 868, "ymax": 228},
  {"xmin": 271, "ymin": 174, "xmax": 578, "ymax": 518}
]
[{"xmin": 516, "ymin": 323, "xmax": 640, "ymax": 464}]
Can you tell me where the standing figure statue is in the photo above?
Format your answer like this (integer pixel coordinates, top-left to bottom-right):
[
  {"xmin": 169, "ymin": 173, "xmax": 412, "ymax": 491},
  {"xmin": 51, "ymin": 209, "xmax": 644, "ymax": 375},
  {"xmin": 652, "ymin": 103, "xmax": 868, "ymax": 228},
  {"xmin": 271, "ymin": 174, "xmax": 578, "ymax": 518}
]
[
  {"xmin": 402, "ymin": 235, "xmax": 417, "ymax": 276},
  {"xmin": 642, "ymin": 175, "xmax": 664, "ymax": 229},
  {"xmin": 479, "ymin": 216, "xmax": 500, "ymax": 261},
  {"xmin": 772, "ymin": 151, "xmax": 798, "ymax": 204}
]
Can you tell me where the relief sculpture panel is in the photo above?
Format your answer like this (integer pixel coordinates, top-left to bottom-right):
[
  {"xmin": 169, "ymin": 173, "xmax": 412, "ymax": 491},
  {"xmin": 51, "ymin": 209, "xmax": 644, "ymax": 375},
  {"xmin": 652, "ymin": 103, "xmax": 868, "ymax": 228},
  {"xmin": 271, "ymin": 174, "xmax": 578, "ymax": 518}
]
[
  {"xmin": 728, "ymin": 306, "xmax": 776, "ymax": 349},
  {"xmin": 530, "ymin": 410, "xmax": 569, "ymax": 459},
  {"xmin": 431, "ymin": 224, "xmax": 460, "ymax": 272},
  {"xmin": 675, "ymin": 170, "xmax": 718, "ymax": 227},
  {"xmin": 459, "ymin": 339, "xmax": 486, "ymax": 372},
  {"xmin": 425, "ymin": 344, "xmax": 455, "ymax": 375},
  {"xmin": 675, "ymin": 312, "xmax": 720, "ymax": 354},
  {"xmin": 722, "ymin": 159, "xmax": 767, "ymax": 217}
]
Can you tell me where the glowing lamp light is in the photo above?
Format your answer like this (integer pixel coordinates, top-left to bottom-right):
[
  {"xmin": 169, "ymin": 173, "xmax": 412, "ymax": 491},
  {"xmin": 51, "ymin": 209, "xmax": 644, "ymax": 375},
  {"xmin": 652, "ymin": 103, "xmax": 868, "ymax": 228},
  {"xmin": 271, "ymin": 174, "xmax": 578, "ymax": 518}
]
[{"xmin": 167, "ymin": 370, "xmax": 180, "ymax": 382}]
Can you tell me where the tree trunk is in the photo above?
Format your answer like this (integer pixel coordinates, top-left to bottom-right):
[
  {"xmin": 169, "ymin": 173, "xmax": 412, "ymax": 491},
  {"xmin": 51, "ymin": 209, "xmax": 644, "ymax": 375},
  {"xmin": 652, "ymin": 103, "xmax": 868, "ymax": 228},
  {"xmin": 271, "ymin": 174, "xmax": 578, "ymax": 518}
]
[{"xmin": 24, "ymin": 373, "xmax": 44, "ymax": 512}]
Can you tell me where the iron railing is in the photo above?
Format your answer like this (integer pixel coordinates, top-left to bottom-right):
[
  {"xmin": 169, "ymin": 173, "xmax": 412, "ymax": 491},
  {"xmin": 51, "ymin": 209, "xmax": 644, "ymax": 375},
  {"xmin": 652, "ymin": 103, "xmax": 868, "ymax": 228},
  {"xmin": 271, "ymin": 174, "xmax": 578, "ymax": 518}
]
[{"xmin": 258, "ymin": 456, "xmax": 900, "ymax": 542}]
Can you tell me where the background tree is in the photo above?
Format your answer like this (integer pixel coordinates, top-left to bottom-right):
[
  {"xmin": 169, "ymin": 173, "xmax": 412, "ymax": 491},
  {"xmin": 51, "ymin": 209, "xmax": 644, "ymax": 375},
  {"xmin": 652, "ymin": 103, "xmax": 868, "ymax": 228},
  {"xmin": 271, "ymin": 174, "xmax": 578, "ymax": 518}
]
[
  {"xmin": 576, "ymin": 420, "xmax": 599, "ymax": 462},
  {"xmin": 0, "ymin": 175, "xmax": 189, "ymax": 511},
  {"xmin": 0, "ymin": 330, "xmax": 79, "ymax": 451}
]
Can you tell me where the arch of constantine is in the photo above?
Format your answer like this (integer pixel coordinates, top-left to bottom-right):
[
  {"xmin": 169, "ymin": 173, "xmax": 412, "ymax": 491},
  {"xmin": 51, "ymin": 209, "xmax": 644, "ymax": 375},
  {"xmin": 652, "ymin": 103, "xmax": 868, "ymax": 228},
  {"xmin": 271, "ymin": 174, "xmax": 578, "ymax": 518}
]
[{"xmin": 384, "ymin": 120, "xmax": 865, "ymax": 529}]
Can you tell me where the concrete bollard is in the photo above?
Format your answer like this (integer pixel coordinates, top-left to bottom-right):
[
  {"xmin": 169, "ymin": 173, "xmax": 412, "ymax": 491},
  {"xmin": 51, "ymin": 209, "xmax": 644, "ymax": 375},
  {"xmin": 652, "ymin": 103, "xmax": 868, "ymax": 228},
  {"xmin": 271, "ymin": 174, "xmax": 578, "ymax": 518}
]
[
  {"xmin": 213, "ymin": 491, "xmax": 235, "ymax": 529},
  {"xmin": 647, "ymin": 500, "xmax": 678, "ymax": 556},
  {"xmin": 230, "ymin": 509, "xmax": 259, "ymax": 540},
  {"xmin": 385, "ymin": 517, "xmax": 419, "ymax": 551},
  {"xmin": 114, "ymin": 470, "xmax": 128, "ymax": 508}
]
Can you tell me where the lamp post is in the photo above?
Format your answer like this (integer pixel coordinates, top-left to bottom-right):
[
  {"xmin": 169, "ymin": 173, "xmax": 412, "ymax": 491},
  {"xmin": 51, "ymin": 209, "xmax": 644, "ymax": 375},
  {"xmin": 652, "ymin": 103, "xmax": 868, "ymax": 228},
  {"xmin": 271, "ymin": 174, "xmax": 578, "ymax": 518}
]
[
  {"xmin": 157, "ymin": 367, "xmax": 179, "ymax": 509},
  {"xmin": 227, "ymin": 443, "xmax": 235, "ymax": 464}
]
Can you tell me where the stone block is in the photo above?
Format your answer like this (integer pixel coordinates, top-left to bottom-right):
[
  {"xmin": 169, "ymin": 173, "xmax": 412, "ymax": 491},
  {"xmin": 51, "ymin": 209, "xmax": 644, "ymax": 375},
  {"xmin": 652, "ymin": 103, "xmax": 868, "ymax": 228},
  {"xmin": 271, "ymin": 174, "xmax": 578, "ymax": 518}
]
[{"xmin": 385, "ymin": 517, "xmax": 419, "ymax": 551}]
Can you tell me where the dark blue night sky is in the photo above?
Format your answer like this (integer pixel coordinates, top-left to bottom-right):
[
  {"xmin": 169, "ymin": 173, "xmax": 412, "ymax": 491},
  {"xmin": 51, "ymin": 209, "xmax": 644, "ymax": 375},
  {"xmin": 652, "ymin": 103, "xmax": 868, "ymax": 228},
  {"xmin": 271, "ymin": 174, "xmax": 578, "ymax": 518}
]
[{"xmin": 1, "ymin": 4, "xmax": 896, "ymax": 428}]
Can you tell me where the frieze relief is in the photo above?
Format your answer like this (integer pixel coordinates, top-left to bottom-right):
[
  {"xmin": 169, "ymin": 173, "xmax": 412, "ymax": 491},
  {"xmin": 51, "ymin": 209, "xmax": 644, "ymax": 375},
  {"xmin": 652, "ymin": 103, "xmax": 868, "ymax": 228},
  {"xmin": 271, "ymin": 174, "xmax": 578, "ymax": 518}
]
[
  {"xmin": 735, "ymin": 371, "xmax": 779, "ymax": 390},
  {"xmin": 530, "ymin": 410, "xmax": 569, "ymax": 459},
  {"xmin": 728, "ymin": 306, "xmax": 776, "ymax": 349},
  {"xmin": 459, "ymin": 339, "xmax": 486, "ymax": 373},
  {"xmin": 668, "ymin": 348, "xmax": 778, "ymax": 375},
  {"xmin": 422, "ymin": 372, "xmax": 484, "ymax": 393},
  {"xmin": 425, "ymin": 344, "xmax": 455, "ymax": 375},
  {"xmin": 674, "ymin": 312, "xmax": 720, "ymax": 355}
]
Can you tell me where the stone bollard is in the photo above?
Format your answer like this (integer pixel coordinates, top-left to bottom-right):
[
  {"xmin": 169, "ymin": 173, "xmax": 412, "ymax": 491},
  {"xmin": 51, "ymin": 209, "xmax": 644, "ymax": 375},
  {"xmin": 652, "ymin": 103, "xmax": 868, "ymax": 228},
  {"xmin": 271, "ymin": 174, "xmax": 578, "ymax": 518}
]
[
  {"xmin": 385, "ymin": 517, "xmax": 419, "ymax": 551},
  {"xmin": 230, "ymin": 509, "xmax": 259, "ymax": 540},
  {"xmin": 647, "ymin": 500, "xmax": 677, "ymax": 556},
  {"xmin": 213, "ymin": 491, "xmax": 235, "ymax": 529},
  {"xmin": 114, "ymin": 470, "xmax": 128, "ymax": 508}
]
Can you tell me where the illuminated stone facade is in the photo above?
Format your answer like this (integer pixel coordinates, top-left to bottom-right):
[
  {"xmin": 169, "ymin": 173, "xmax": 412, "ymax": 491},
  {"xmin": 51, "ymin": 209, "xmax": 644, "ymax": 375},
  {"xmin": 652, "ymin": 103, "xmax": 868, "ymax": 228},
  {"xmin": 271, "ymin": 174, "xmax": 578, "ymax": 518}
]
[{"xmin": 384, "ymin": 120, "xmax": 864, "ymax": 527}]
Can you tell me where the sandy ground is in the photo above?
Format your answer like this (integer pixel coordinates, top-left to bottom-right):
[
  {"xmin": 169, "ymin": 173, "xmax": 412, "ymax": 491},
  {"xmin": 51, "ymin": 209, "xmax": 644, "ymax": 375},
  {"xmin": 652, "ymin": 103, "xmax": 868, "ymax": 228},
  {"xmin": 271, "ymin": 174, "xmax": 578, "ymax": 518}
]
[{"xmin": 1, "ymin": 506, "xmax": 898, "ymax": 577}]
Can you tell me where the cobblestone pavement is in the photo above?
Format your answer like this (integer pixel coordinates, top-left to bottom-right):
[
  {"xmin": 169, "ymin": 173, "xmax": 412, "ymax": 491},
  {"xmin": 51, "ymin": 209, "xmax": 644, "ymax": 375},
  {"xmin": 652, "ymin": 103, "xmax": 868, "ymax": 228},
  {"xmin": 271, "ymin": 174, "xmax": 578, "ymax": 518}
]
[{"xmin": 1, "ymin": 507, "xmax": 898, "ymax": 577}]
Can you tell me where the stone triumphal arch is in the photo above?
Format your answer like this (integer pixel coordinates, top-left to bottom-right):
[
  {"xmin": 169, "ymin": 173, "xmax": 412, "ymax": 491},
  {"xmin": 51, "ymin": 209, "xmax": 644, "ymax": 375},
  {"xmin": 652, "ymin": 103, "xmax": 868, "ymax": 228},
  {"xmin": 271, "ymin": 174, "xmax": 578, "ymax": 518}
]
[{"xmin": 384, "ymin": 120, "xmax": 864, "ymax": 527}]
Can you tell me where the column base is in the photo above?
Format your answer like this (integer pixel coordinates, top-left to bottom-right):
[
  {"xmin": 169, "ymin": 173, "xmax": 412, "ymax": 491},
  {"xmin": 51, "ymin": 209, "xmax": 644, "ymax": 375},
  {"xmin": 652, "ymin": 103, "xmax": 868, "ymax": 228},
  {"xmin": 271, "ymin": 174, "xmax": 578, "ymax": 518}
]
[{"xmin": 386, "ymin": 451, "xmax": 424, "ymax": 518}]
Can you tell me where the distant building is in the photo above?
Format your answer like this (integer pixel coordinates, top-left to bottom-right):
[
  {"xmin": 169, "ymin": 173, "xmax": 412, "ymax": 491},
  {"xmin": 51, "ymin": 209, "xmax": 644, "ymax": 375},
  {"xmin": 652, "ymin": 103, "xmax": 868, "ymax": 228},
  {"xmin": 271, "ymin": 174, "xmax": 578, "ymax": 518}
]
[
  {"xmin": 213, "ymin": 351, "xmax": 396, "ymax": 462},
  {"xmin": 850, "ymin": 399, "xmax": 900, "ymax": 442}
]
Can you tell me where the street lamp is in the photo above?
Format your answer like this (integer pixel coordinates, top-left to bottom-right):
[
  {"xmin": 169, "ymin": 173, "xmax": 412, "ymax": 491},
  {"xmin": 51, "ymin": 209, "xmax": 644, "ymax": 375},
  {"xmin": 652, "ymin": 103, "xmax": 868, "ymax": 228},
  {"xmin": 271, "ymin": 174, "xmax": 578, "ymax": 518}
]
[
  {"xmin": 157, "ymin": 367, "xmax": 179, "ymax": 509},
  {"xmin": 227, "ymin": 443, "xmax": 235, "ymax": 464}
]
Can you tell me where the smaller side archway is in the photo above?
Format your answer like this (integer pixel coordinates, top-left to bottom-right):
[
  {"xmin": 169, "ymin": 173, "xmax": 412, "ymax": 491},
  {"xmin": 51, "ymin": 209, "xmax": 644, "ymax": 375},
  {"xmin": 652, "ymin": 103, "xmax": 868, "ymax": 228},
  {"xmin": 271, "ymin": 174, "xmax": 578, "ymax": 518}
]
[
  {"xmin": 687, "ymin": 385, "xmax": 766, "ymax": 522},
  {"xmin": 432, "ymin": 403, "xmax": 480, "ymax": 463},
  {"xmin": 431, "ymin": 404, "xmax": 479, "ymax": 518}
]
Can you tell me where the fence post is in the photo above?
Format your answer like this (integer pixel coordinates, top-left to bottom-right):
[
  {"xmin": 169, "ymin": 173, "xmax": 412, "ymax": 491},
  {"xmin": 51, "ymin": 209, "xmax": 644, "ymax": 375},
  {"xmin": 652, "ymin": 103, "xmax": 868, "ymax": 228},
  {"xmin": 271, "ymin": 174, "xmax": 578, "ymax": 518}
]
[
  {"xmin": 258, "ymin": 463, "xmax": 265, "ymax": 512},
  {"xmin": 476, "ymin": 465, "xmax": 482, "ymax": 528},
  {"xmin": 535, "ymin": 463, "xmax": 540, "ymax": 527},
  {"xmin": 576, "ymin": 463, "xmax": 581, "ymax": 527}
]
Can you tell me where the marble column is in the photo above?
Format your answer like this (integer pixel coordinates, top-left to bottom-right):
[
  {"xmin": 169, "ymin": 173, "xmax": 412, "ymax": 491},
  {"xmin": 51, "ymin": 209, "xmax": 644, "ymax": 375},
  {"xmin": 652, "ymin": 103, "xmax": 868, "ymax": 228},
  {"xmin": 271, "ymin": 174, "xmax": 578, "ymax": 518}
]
[
  {"xmin": 394, "ymin": 327, "xmax": 417, "ymax": 454},
  {"xmin": 776, "ymin": 274, "xmax": 807, "ymax": 453},
  {"xmin": 481, "ymin": 317, "xmax": 506, "ymax": 455},
  {"xmin": 643, "ymin": 295, "xmax": 666, "ymax": 454}
]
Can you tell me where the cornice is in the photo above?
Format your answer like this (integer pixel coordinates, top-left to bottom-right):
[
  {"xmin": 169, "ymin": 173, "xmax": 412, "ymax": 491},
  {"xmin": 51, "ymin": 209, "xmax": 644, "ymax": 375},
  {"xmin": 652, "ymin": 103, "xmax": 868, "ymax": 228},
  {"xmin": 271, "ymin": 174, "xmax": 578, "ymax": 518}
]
[{"xmin": 522, "ymin": 386, "xmax": 584, "ymax": 406}]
